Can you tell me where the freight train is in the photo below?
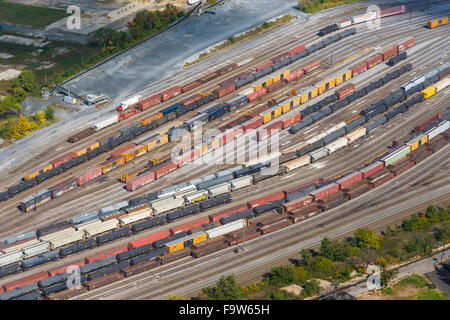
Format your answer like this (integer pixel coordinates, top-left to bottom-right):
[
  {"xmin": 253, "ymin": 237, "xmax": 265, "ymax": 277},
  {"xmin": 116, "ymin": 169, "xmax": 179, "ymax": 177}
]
[
  {"xmin": 427, "ymin": 16, "xmax": 448, "ymax": 29},
  {"xmin": 318, "ymin": 5, "xmax": 406, "ymax": 36},
  {"xmin": 1, "ymin": 112, "xmax": 448, "ymax": 300},
  {"xmin": 0, "ymin": 25, "xmax": 355, "ymax": 208}
]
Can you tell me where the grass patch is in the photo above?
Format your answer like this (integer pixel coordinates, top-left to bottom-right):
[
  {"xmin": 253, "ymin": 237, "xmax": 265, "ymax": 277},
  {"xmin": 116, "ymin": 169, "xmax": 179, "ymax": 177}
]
[
  {"xmin": 298, "ymin": 0, "xmax": 365, "ymax": 14},
  {"xmin": 184, "ymin": 14, "xmax": 295, "ymax": 67},
  {"xmin": 0, "ymin": 0, "xmax": 69, "ymax": 28},
  {"xmin": 396, "ymin": 274, "xmax": 428, "ymax": 288},
  {"xmin": 416, "ymin": 289, "xmax": 448, "ymax": 300}
]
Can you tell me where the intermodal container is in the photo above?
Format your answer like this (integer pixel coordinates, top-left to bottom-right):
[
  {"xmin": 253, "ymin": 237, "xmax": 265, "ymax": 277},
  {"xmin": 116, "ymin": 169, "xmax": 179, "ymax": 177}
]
[
  {"xmin": 247, "ymin": 192, "xmax": 285, "ymax": 209},
  {"xmin": 84, "ymin": 245, "xmax": 127, "ymax": 264},
  {"xmin": 309, "ymin": 183, "xmax": 339, "ymax": 201},
  {"xmin": 359, "ymin": 161, "xmax": 384, "ymax": 179}
]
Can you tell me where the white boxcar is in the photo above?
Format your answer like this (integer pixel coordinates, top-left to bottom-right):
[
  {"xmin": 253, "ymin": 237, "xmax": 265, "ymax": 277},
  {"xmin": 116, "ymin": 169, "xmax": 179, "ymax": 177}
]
[
  {"xmin": 427, "ymin": 120, "xmax": 449, "ymax": 140},
  {"xmin": 75, "ymin": 219, "xmax": 102, "ymax": 231},
  {"xmin": 2, "ymin": 239, "xmax": 40, "ymax": 254},
  {"xmin": 309, "ymin": 147, "xmax": 328, "ymax": 161},
  {"xmin": 326, "ymin": 137, "xmax": 349, "ymax": 153},
  {"xmin": 119, "ymin": 210, "xmax": 152, "ymax": 227},
  {"xmin": 91, "ymin": 113, "xmax": 119, "ymax": 131},
  {"xmin": 337, "ymin": 19, "xmax": 352, "ymax": 29},
  {"xmin": 208, "ymin": 182, "xmax": 231, "ymax": 197},
  {"xmin": 206, "ymin": 219, "xmax": 246, "ymax": 239},
  {"xmin": 435, "ymin": 77, "xmax": 450, "ymax": 92},
  {"xmin": 39, "ymin": 227, "xmax": 77, "ymax": 242},
  {"xmin": 282, "ymin": 155, "xmax": 311, "ymax": 173},
  {"xmin": 118, "ymin": 95, "xmax": 142, "ymax": 112},
  {"xmin": 351, "ymin": 12, "xmax": 376, "ymax": 24},
  {"xmin": 82, "ymin": 219, "xmax": 119, "ymax": 238},
  {"xmin": 22, "ymin": 242, "xmax": 49, "ymax": 258},
  {"xmin": 0, "ymin": 250, "xmax": 23, "ymax": 267},
  {"xmin": 49, "ymin": 231, "xmax": 85, "ymax": 249},
  {"xmin": 346, "ymin": 127, "xmax": 367, "ymax": 143},
  {"xmin": 151, "ymin": 196, "xmax": 185, "ymax": 214},
  {"xmin": 230, "ymin": 176, "xmax": 253, "ymax": 191}
]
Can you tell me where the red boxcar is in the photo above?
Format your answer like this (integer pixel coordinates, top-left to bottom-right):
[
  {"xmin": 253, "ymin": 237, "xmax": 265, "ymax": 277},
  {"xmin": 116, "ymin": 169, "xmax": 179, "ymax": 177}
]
[
  {"xmin": 359, "ymin": 161, "xmax": 385, "ymax": 179},
  {"xmin": 181, "ymin": 94, "xmax": 202, "ymax": 106},
  {"xmin": 241, "ymin": 116, "xmax": 263, "ymax": 132},
  {"xmin": 247, "ymin": 191, "xmax": 286, "ymax": 209},
  {"xmin": 285, "ymin": 68, "xmax": 304, "ymax": 82},
  {"xmin": 281, "ymin": 113, "xmax": 301, "ymax": 129},
  {"xmin": 77, "ymin": 166, "xmax": 103, "ymax": 185},
  {"xmin": 351, "ymin": 61, "xmax": 368, "ymax": 76},
  {"xmin": 266, "ymin": 121, "xmax": 283, "ymax": 135},
  {"xmin": 336, "ymin": 172, "xmax": 363, "ymax": 190},
  {"xmin": 47, "ymin": 259, "xmax": 85, "ymax": 276},
  {"xmin": 154, "ymin": 162, "xmax": 178, "ymax": 179},
  {"xmin": 398, "ymin": 37, "xmax": 415, "ymax": 52},
  {"xmin": 255, "ymin": 61, "xmax": 273, "ymax": 72},
  {"xmin": 160, "ymin": 86, "xmax": 182, "ymax": 102},
  {"xmin": 247, "ymin": 88, "xmax": 268, "ymax": 101},
  {"xmin": 50, "ymin": 152, "xmax": 77, "ymax": 168},
  {"xmin": 118, "ymin": 107, "xmax": 141, "ymax": 122},
  {"xmin": 309, "ymin": 183, "xmax": 340, "ymax": 201},
  {"xmin": 282, "ymin": 195, "xmax": 314, "ymax": 212},
  {"xmin": 111, "ymin": 144, "xmax": 136, "ymax": 158},
  {"xmin": 381, "ymin": 45, "xmax": 399, "ymax": 61},
  {"xmin": 137, "ymin": 94, "xmax": 161, "ymax": 111},
  {"xmin": 220, "ymin": 126, "xmax": 244, "ymax": 145},
  {"xmin": 335, "ymin": 83, "xmax": 355, "ymax": 100},
  {"xmin": 283, "ymin": 177, "xmax": 325, "ymax": 195},
  {"xmin": 169, "ymin": 216, "xmax": 210, "ymax": 235},
  {"xmin": 366, "ymin": 54, "xmax": 383, "ymax": 69},
  {"xmin": 287, "ymin": 44, "xmax": 306, "ymax": 56},
  {"xmin": 127, "ymin": 171, "xmax": 155, "ymax": 191},
  {"xmin": 214, "ymin": 82, "xmax": 236, "ymax": 98},
  {"xmin": 2, "ymin": 271, "xmax": 48, "ymax": 291},
  {"xmin": 84, "ymin": 245, "xmax": 128, "ymax": 264},
  {"xmin": 209, "ymin": 205, "xmax": 249, "ymax": 222},
  {"xmin": 302, "ymin": 61, "xmax": 321, "ymax": 74},
  {"xmin": 128, "ymin": 230, "xmax": 171, "ymax": 249}
]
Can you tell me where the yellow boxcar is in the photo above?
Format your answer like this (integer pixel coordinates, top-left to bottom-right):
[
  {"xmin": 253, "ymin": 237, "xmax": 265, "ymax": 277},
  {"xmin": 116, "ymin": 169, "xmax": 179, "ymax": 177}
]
[
  {"xmin": 260, "ymin": 104, "xmax": 283, "ymax": 123},
  {"xmin": 139, "ymin": 112, "xmax": 163, "ymax": 126},
  {"xmin": 279, "ymin": 96, "xmax": 299, "ymax": 113},
  {"xmin": 269, "ymin": 68, "xmax": 290, "ymax": 84},
  {"xmin": 122, "ymin": 149, "xmax": 135, "ymax": 163},
  {"xmin": 200, "ymin": 85, "xmax": 220, "ymax": 97},
  {"xmin": 421, "ymin": 86, "xmax": 436, "ymax": 99},
  {"xmin": 428, "ymin": 17, "xmax": 448, "ymax": 28},
  {"xmin": 73, "ymin": 141, "xmax": 100, "ymax": 156},
  {"xmin": 134, "ymin": 144, "xmax": 147, "ymax": 157},
  {"xmin": 298, "ymin": 86, "xmax": 318, "ymax": 104},
  {"xmin": 333, "ymin": 70, "xmax": 352, "ymax": 86},
  {"xmin": 407, "ymin": 133, "xmax": 428, "ymax": 152},
  {"xmin": 24, "ymin": 163, "xmax": 53, "ymax": 180},
  {"xmin": 316, "ymin": 78, "xmax": 336, "ymax": 95},
  {"xmin": 165, "ymin": 232, "xmax": 207, "ymax": 253}
]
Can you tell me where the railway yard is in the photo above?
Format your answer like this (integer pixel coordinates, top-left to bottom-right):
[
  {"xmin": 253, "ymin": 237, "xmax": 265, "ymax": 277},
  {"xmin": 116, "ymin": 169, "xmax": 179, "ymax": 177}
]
[{"xmin": 0, "ymin": 1, "xmax": 449, "ymax": 300}]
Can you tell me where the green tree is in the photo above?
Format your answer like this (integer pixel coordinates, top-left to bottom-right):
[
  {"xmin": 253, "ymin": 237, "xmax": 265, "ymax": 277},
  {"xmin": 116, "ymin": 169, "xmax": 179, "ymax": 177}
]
[
  {"xmin": 380, "ymin": 269, "xmax": 398, "ymax": 286},
  {"xmin": 320, "ymin": 237, "xmax": 352, "ymax": 262},
  {"xmin": 44, "ymin": 105, "xmax": 55, "ymax": 120},
  {"xmin": 353, "ymin": 228, "xmax": 380, "ymax": 250},
  {"xmin": 266, "ymin": 265, "xmax": 295, "ymax": 286},
  {"xmin": 228, "ymin": 36, "xmax": 236, "ymax": 43},
  {"xmin": 267, "ymin": 290, "xmax": 286, "ymax": 300},
  {"xmin": 434, "ymin": 226, "xmax": 450, "ymax": 244},
  {"xmin": 202, "ymin": 274, "xmax": 243, "ymax": 300},
  {"xmin": 13, "ymin": 70, "xmax": 36, "ymax": 94},
  {"xmin": 312, "ymin": 256, "xmax": 334, "ymax": 273},
  {"xmin": 299, "ymin": 249, "xmax": 314, "ymax": 267},
  {"xmin": 302, "ymin": 279, "xmax": 321, "ymax": 297},
  {"xmin": 166, "ymin": 294, "xmax": 185, "ymax": 300}
]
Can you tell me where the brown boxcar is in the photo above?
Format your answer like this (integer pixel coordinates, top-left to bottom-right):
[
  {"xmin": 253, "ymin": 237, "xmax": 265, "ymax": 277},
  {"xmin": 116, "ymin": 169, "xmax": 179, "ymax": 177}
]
[
  {"xmin": 390, "ymin": 160, "xmax": 414, "ymax": 176},
  {"xmin": 181, "ymin": 80, "xmax": 202, "ymax": 93},
  {"xmin": 247, "ymin": 191, "xmax": 285, "ymax": 209},
  {"xmin": 336, "ymin": 171, "xmax": 363, "ymax": 190},
  {"xmin": 170, "ymin": 216, "xmax": 210, "ymax": 235},
  {"xmin": 199, "ymin": 72, "xmax": 219, "ymax": 84},
  {"xmin": 344, "ymin": 183, "xmax": 372, "ymax": 200},
  {"xmin": 317, "ymin": 191, "xmax": 344, "ymax": 204},
  {"xmin": 137, "ymin": 94, "xmax": 161, "ymax": 111},
  {"xmin": 257, "ymin": 219, "xmax": 291, "ymax": 234},
  {"xmin": 214, "ymin": 82, "xmax": 236, "ymax": 98},
  {"xmin": 289, "ymin": 203, "xmax": 320, "ymax": 216},
  {"xmin": 319, "ymin": 197, "xmax": 347, "ymax": 211},
  {"xmin": 350, "ymin": 61, "xmax": 368, "ymax": 76},
  {"xmin": 366, "ymin": 54, "xmax": 383, "ymax": 69},
  {"xmin": 47, "ymin": 287, "xmax": 86, "ymax": 300},
  {"xmin": 369, "ymin": 172, "xmax": 394, "ymax": 187},
  {"xmin": 226, "ymin": 230, "xmax": 260, "ymax": 246},
  {"xmin": 86, "ymin": 272, "xmax": 124, "ymax": 290},
  {"xmin": 68, "ymin": 127, "xmax": 95, "ymax": 143},
  {"xmin": 2, "ymin": 271, "xmax": 48, "ymax": 291},
  {"xmin": 309, "ymin": 183, "xmax": 340, "ymax": 201},
  {"xmin": 160, "ymin": 86, "xmax": 182, "ymax": 101},
  {"xmin": 122, "ymin": 260, "xmax": 160, "ymax": 277},
  {"xmin": 335, "ymin": 83, "xmax": 355, "ymax": 100},
  {"xmin": 209, "ymin": 205, "xmax": 248, "ymax": 222},
  {"xmin": 159, "ymin": 248, "xmax": 191, "ymax": 264},
  {"xmin": 282, "ymin": 195, "xmax": 314, "ymax": 213},
  {"xmin": 191, "ymin": 238, "xmax": 228, "ymax": 258}
]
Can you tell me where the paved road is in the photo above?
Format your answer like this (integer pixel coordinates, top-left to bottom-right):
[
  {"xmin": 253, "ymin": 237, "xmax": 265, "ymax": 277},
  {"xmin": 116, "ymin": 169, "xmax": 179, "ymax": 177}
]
[{"xmin": 344, "ymin": 249, "xmax": 450, "ymax": 297}]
